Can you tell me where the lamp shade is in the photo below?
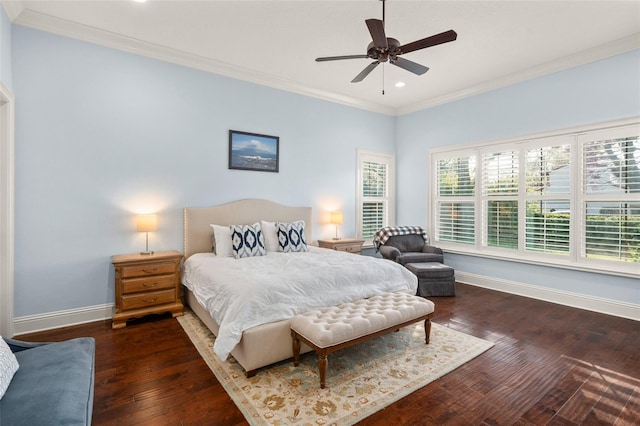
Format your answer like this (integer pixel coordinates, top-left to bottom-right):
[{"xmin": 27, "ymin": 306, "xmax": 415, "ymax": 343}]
[
  {"xmin": 136, "ymin": 214, "xmax": 157, "ymax": 232},
  {"xmin": 329, "ymin": 211, "xmax": 344, "ymax": 225}
]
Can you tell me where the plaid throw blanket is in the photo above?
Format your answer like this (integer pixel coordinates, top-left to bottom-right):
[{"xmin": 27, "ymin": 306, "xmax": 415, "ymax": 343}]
[{"xmin": 373, "ymin": 226, "xmax": 429, "ymax": 249}]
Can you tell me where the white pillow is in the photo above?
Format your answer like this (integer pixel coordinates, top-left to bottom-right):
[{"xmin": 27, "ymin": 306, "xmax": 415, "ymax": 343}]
[
  {"xmin": 0, "ymin": 336, "xmax": 19, "ymax": 399},
  {"xmin": 260, "ymin": 221, "xmax": 279, "ymax": 252},
  {"xmin": 210, "ymin": 224, "xmax": 233, "ymax": 257}
]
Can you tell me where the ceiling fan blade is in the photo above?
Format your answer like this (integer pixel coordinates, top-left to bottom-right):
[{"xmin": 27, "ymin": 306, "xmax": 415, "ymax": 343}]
[
  {"xmin": 399, "ymin": 29, "xmax": 457, "ymax": 55},
  {"xmin": 316, "ymin": 55, "xmax": 369, "ymax": 62},
  {"xmin": 351, "ymin": 61, "xmax": 380, "ymax": 83},
  {"xmin": 365, "ymin": 19, "xmax": 388, "ymax": 49},
  {"xmin": 391, "ymin": 56, "xmax": 429, "ymax": 75}
]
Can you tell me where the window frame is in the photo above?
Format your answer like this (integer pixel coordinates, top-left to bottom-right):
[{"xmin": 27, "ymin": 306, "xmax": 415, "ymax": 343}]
[
  {"xmin": 428, "ymin": 117, "xmax": 639, "ymax": 278},
  {"xmin": 356, "ymin": 149, "xmax": 396, "ymax": 246}
]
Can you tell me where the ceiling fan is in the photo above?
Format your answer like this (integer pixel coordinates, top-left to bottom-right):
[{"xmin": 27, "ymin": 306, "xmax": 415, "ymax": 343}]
[{"xmin": 315, "ymin": 0, "xmax": 457, "ymax": 83}]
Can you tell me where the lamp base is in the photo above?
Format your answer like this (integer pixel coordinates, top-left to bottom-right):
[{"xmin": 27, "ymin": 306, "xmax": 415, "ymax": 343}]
[
  {"xmin": 140, "ymin": 232, "xmax": 154, "ymax": 255},
  {"xmin": 332, "ymin": 237, "xmax": 341, "ymax": 240}
]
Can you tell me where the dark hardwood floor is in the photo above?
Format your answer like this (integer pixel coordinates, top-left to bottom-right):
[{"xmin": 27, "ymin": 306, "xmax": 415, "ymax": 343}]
[{"xmin": 18, "ymin": 283, "xmax": 639, "ymax": 425}]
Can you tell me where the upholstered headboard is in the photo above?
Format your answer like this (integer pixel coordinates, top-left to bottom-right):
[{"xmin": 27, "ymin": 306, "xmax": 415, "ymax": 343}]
[{"xmin": 183, "ymin": 199, "xmax": 313, "ymax": 258}]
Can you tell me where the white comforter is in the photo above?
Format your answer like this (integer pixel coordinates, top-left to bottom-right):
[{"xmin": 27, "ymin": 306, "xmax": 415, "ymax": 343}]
[{"xmin": 182, "ymin": 247, "xmax": 418, "ymax": 361}]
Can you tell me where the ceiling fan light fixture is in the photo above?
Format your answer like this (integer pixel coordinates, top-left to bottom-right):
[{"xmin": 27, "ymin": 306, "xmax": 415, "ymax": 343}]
[{"xmin": 314, "ymin": 0, "xmax": 457, "ymax": 84}]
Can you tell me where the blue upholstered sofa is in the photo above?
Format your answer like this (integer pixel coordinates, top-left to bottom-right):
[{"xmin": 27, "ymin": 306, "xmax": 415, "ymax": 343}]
[{"xmin": 1, "ymin": 337, "xmax": 95, "ymax": 425}]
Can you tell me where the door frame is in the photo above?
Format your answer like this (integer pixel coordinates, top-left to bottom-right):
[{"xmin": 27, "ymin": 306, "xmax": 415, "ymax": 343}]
[{"xmin": 0, "ymin": 81, "xmax": 15, "ymax": 337}]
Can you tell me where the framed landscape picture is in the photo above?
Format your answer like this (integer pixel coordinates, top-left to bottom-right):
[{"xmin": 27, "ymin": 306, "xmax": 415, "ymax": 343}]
[{"xmin": 228, "ymin": 130, "xmax": 279, "ymax": 173}]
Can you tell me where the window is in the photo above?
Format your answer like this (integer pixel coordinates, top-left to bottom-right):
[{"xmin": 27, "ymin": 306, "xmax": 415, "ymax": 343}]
[
  {"xmin": 482, "ymin": 150, "xmax": 519, "ymax": 249},
  {"xmin": 357, "ymin": 150, "xmax": 395, "ymax": 244},
  {"xmin": 436, "ymin": 155, "xmax": 475, "ymax": 244},
  {"xmin": 430, "ymin": 119, "xmax": 639, "ymax": 277},
  {"xmin": 581, "ymin": 128, "xmax": 640, "ymax": 263},
  {"xmin": 525, "ymin": 142, "xmax": 572, "ymax": 255}
]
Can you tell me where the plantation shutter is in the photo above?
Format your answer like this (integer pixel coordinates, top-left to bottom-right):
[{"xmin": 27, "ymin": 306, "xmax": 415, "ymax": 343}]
[
  {"xmin": 362, "ymin": 202, "xmax": 385, "ymax": 240},
  {"xmin": 482, "ymin": 150, "xmax": 518, "ymax": 195},
  {"xmin": 437, "ymin": 157, "xmax": 475, "ymax": 196},
  {"xmin": 482, "ymin": 151, "xmax": 518, "ymax": 248},
  {"xmin": 581, "ymin": 128, "xmax": 640, "ymax": 262},
  {"xmin": 435, "ymin": 155, "xmax": 476, "ymax": 244},
  {"xmin": 524, "ymin": 143, "xmax": 572, "ymax": 255},
  {"xmin": 429, "ymin": 119, "xmax": 638, "ymax": 275},
  {"xmin": 357, "ymin": 151, "xmax": 395, "ymax": 242},
  {"xmin": 438, "ymin": 202, "xmax": 475, "ymax": 244}
]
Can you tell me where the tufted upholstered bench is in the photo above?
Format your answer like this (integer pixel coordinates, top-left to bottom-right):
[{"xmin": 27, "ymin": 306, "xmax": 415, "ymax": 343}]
[{"xmin": 290, "ymin": 292, "xmax": 435, "ymax": 388}]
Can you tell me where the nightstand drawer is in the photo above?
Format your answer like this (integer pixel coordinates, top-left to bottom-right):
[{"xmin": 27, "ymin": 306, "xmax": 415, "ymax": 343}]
[
  {"xmin": 121, "ymin": 262, "xmax": 176, "ymax": 278},
  {"xmin": 122, "ymin": 274, "xmax": 175, "ymax": 294},
  {"xmin": 122, "ymin": 289, "xmax": 175, "ymax": 311},
  {"xmin": 335, "ymin": 244, "xmax": 362, "ymax": 254}
]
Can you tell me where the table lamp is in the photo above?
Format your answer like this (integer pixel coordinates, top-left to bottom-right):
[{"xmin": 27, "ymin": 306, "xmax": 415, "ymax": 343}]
[
  {"xmin": 330, "ymin": 211, "xmax": 343, "ymax": 240},
  {"xmin": 137, "ymin": 214, "xmax": 157, "ymax": 255}
]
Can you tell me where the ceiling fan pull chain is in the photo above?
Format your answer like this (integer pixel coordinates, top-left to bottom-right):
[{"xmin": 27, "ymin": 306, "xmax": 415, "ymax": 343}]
[{"xmin": 382, "ymin": 63, "xmax": 385, "ymax": 95}]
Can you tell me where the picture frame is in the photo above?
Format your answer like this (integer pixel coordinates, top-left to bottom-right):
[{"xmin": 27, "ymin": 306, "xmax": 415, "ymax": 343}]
[{"xmin": 228, "ymin": 130, "xmax": 280, "ymax": 173}]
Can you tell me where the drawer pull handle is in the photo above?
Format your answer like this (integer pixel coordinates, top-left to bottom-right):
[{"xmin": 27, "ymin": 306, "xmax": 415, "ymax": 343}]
[
  {"xmin": 143, "ymin": 282, "xmax": 158, "ymax": 288},
  {"xmin": 142, "ymin": 297, "xmax": 158, "ymax": 303},
  {"xmin": 142, "ymin": 267, "xmax": 158, "ymax": 274}
]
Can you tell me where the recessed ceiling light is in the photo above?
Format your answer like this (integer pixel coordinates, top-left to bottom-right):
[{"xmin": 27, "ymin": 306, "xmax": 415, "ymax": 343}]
[
  {"xmin": 133, "ymin": 0, "xmax": 147, "ymax": 3},
  {"xmin": 395, "ymin": 82, "xmax": 406, "ymax": 88}
]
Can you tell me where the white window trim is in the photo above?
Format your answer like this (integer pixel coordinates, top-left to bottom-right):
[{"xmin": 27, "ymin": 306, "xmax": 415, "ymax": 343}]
[
  {"xmin": 428, "ymin": 117, "xmax": 640, "ymax": 278},
  {"xmin": 356, "ymin": 149, "xmax": 396, "ymax": 246}
]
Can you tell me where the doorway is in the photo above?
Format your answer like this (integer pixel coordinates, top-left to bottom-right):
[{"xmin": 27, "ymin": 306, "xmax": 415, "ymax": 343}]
[{"xmin": 0, "ymin": 81, "xmax": 14, "ymax": 336}]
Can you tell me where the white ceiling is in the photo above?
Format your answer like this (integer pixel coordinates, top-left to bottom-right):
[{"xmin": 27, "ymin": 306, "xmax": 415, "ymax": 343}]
[{"xmin": 4, "ymin": 0, "xmax": 640, "ymax": 115}]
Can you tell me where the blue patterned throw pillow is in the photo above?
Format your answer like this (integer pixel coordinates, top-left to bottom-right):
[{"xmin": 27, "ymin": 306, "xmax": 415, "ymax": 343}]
[
  {"xmin": 231, "ymin": 223, "xmax": 266, "ymax": 259},
  {"xmin": 276, "ymin": 221, "xmax": 309, "ymax": 253}
]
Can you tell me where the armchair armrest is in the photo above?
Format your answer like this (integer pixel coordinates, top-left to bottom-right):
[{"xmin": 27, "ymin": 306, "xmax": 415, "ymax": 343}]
[
  {"xmin": 379, "ymin": 245, "xmax": 401, "ymax": 262},
  {"xmin": 421, "ymin": 245, "xmax": 443, "ymax": 255},
  {"xmin": 3, "ymin": 337, "xmax": 49, "ymax": 353}
]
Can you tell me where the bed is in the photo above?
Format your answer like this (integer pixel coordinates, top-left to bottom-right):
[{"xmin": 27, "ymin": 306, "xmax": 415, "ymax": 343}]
[{"xmin": 182, "ymin": 199, "xmax": 418, "ymax": 376}]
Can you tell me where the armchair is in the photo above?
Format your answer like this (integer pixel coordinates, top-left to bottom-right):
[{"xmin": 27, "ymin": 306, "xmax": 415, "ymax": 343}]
[{"xmin": 378, "ymin": 234, "xmax": 444, "ymax": 265}]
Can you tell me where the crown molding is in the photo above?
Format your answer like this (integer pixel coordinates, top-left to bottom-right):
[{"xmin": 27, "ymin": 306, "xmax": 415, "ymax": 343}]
[
  {"xmin": 10, "ymin": 7, "xmax": 640, "ymax": 118},
  {"xmin": 13, "ymin": 8, "xmax": 396, "ymax": 116},
  {"xmin": 1, "ymin": 1, "xmax": 24, "ymax": 22},
  {"xmin": 397, "ymin": 33, "xmax": 640, "ymax": 116}
]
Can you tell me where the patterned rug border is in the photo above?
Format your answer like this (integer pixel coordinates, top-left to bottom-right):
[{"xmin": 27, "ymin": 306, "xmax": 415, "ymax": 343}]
[{"xmin": 178, "ymin": 309, "xmax": 494, "ymax": 425}]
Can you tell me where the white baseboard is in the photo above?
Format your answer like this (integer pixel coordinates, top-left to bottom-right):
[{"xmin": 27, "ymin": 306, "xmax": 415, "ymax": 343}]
[
  {"xmin": 10, "ymin": 273, "xmax": 638, "ymax": 335},
  {"xmin": 456, "ymin": 272, "xmax": 640, "ymax": 321},
  {"xmin": 12, "ymin": 303, "xmax": 114, "ymax": 336}
]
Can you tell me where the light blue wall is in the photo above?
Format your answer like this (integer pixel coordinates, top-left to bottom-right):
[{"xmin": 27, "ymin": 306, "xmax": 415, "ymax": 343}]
[
  {"xmin": 0, "ymin": 6, "xmax": 11, "ymax": 88},
  {"xmin": 12, "ymin": 26, "xmax": 395, "ymax": 317},
  {"xmin": 396, "ymin": 49, "xmax": 640, "ymax": 304},
  {"xmin": 11, "ymin": 22, "xmax": 640, "ymax": 318}
]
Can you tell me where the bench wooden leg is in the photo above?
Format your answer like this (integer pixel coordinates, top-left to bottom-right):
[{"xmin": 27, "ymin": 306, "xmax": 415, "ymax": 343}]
[
  {"xmin": 292, "ymin": 331, "xmax": 301, "ymax": 366},
  {"xmin": 318, "ymin": 351, "xmax": 328, "ymax": 389},
  {"xmin": 424, "ymin": 318, "xmax": 432, "ymax": 344}
]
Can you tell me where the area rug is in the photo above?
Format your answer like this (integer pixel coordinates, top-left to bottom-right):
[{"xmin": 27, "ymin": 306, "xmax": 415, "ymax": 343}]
[{"xmin": 177, "ymin": 310, "xmax": 493, "ymax": 425}]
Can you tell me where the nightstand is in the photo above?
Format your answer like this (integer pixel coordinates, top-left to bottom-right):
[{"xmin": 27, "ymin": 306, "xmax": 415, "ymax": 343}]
[
  {"xmin": 317, "ymin": 238, "xmax": 365, "ymax": 255},
  {"xmin": 111, "ymin": 250, "xmax": 184, "ymax": 329}
]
